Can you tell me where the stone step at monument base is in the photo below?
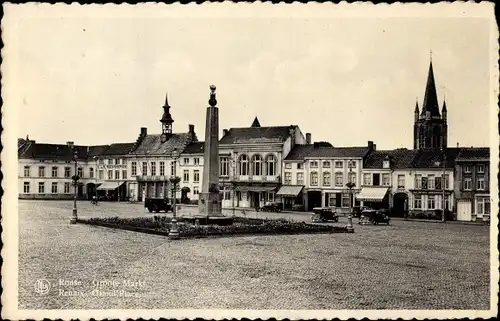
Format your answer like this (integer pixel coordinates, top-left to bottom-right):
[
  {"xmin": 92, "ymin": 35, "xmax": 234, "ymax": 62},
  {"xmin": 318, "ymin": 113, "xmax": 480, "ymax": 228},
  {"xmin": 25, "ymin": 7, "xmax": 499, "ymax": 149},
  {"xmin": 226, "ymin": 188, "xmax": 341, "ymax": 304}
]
[{"xmin": 183, "ymin": 215, "xmax": 234, "ymax": 226}]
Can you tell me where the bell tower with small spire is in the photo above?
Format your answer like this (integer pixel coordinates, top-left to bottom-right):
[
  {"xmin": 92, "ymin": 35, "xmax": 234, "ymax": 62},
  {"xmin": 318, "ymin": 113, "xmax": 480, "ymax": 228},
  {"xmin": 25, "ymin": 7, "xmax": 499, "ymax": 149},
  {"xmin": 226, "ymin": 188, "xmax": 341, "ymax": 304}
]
[
  {"xmin": 413, "ymin": 54, "xmax": 448, "ymax": 150},
  {"xmin": 160, "ymin": 92, "xmax": 174, "ymax": 135}
]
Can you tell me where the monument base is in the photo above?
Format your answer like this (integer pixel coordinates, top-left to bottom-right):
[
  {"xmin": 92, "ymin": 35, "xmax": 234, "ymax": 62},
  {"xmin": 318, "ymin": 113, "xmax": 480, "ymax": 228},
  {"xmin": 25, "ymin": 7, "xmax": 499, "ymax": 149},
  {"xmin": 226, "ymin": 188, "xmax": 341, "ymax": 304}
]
[{"xmin": 198, "ymin": 192, "xmax": 223, "ymax": 217}]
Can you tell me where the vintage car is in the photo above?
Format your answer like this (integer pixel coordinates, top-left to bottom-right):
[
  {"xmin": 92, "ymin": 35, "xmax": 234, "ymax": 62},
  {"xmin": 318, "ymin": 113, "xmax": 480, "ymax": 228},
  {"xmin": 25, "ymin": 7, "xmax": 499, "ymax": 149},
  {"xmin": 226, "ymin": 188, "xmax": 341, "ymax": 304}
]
[
  {"xmin": 144, "ymin": 197, "xmax": 173, "ymax": 213},
  {"xmin": 259, "ymin": 202, "xmax": 282, "ymax": 212},
  {"xmin": 311, "ymin": 207, "xmax": 339, "ymax": 223},
  {"xmin": 359, "ymin": 209, "xmax": 391, "ymax": 225}
]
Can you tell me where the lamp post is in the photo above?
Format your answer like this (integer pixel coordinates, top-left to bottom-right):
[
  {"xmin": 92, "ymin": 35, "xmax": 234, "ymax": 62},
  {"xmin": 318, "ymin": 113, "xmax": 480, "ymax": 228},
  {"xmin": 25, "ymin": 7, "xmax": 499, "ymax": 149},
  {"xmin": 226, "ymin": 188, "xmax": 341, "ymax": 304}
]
[
  {"xmin": 231, "ymin": 152, "xmax": 237, "ymax": 216},
  {"xmin": 345, "ymin": 160, "xmax": 355, "ymax": 233},
  {"xmin": 169, "ymin": 148, "xmax": 180, "ymax": 240},
  {"xmin": 441, "ymin": 148, "xmax": 446, "ymax": 223},
  {"xmin": 70, "ymin": 149, "xmax": 79, "ymax": 224}
]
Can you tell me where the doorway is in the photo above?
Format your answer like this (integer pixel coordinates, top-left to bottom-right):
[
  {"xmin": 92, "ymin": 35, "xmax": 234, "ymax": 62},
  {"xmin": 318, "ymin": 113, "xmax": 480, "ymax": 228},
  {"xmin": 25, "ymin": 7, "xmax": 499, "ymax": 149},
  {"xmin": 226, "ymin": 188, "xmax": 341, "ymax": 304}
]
[{"xmin": 392, "ymin": 192, "xmax": 409, "ymax": 217}]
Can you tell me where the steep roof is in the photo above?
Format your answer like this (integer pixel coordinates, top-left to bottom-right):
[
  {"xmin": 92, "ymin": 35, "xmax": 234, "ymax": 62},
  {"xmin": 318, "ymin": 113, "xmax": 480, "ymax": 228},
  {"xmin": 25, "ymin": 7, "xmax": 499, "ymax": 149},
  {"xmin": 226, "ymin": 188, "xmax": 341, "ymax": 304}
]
[
  {"xmin": 251, "ymin": 117, "xmax": 261, "ymax": 127},
  {"xmin": 18, "ymin": 138, "xmax": 27, "ymax": 149},
  {"xmin": 364, "ymin": 149, "xmax": 419, "ymax": 169},
  {"xmin": 18, "ymin": 142, "xmax": 92, "ymax": 161},
  {"xmin": 456, "ymin": 147, "xmax": 490, "ymax": 161},
  {"xmin": 183, "ymin": 142, "xmax": 205, "ymax": 154},
  {"xmin": 88, "ymin": 145, "xmax": 110, "ymax": 157},
  {"xmin": 219, "ymin": 126, "xmax": 296, "ymax": 145},
  {"xmin": 411, "ymin": 148, "xmax": 461, "ymax": 169},
  {"xmin": 101, "ymin": 143, "xmax": 135, "ymax": 156},
  {"xmin": 130, "ymin": 133, "xmax": 192, "ymax": 156},
  {"xmin": 421, "ymin": 60, "xmax": 441, "ymax": 117},
  {"xmin": 285, "ymin": 145, "xmax": 371, "ymax": 161}
]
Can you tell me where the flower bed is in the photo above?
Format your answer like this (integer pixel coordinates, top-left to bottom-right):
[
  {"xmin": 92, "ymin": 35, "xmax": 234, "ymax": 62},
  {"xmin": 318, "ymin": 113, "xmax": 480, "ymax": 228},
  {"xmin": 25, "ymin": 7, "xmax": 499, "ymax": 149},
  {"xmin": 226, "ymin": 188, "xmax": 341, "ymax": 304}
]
[{"xmin": 77, "ymin": 216, "xmax": 348, "ymax": 239}]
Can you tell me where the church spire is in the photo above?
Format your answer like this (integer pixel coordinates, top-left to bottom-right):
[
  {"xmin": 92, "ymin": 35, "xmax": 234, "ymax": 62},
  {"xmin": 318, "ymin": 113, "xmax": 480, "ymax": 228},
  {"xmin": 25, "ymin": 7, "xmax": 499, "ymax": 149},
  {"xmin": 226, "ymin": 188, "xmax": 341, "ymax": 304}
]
[
  {"xmin": 421, "ymin": 57, "xmax": 441, "ymax": 118},
  {"xmin": 251, "ymin": 116, "xmax": 261, "ymax": 128},
  {"xmin": 160, "ymin": 92, "xmax": 174, "ymax": 135}
]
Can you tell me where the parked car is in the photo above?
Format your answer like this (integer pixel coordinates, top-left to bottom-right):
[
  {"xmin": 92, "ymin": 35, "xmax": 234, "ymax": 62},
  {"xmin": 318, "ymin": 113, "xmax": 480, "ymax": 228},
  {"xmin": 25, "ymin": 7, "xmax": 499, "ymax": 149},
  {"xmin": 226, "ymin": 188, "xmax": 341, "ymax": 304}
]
[
  {"xmin": 259, "ymin": 202, "xmax": 282, "ymax": 212},
  {"xmin": 359, "ymin": 209, "xmax": 390, "ymax": 225},
  {"xmin": 311, "ymin": 207, "xmax": 339, "ymax": 223},
  {"xmin": 144, "ymin": 197, "xmax": 172, "ymax": 213}
]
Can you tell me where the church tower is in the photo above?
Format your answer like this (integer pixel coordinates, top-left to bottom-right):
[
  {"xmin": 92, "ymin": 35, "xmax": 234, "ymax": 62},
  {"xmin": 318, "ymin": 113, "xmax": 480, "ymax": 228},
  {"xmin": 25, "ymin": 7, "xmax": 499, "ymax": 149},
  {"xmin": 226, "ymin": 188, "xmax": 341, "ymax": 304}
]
[
  {"xmin": 413, "ymin": 56, "xmax": 448, "ymax": 150},
  {"xmin": 160, "ymin": 92, "xmax": 174, "ymax": 135}
]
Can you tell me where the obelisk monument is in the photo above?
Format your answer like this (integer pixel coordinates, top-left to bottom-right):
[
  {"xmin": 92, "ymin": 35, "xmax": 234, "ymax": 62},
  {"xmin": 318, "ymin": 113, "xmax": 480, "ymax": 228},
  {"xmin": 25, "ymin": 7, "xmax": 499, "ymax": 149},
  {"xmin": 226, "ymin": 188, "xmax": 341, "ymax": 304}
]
[{"xmin": 198, "ymin": 85, "xmax": 222, "ymax": 217}]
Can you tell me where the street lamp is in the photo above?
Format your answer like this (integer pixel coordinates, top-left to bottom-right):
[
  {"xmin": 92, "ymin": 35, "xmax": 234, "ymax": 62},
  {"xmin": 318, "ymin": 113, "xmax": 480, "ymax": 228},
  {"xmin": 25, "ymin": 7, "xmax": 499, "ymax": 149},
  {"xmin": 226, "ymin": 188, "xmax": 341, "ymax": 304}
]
[
  {"xmin": 231, "ymin": 152, "xmax": 237, "ymax": 216},
  {"xmin": 345, "ymin": 160, "xmax": 355, "ymax": 233},
  {"xmin": 169, "ymin": 148, "xmax": 181, "ymax": 240},
  {"xmin": 441, "ymin": 148, "xmax": 446, "ymax": 223},
  {"xmin": 70, "ymin": 149, "xmax": 79, "ymax": 224}
]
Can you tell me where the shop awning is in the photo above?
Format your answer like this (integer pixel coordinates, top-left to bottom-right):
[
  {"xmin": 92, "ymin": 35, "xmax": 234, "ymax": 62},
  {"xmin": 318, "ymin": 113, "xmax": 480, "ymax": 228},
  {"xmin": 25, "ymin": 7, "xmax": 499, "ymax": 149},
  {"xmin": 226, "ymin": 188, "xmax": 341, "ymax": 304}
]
[
  {"xmin": 234, "ymin": 186, "xmax": 277, "ymax": 192},
  {"xmin": 356, "ymin": 187, "xmax": 389, "ymax": 202},
  {"xmin": 276, "ymin": 185, "xmax": 304, "ymax": 197},
  {"xmin": 96, "ymin": 181, "xmax": 125, "ymax": 191}
]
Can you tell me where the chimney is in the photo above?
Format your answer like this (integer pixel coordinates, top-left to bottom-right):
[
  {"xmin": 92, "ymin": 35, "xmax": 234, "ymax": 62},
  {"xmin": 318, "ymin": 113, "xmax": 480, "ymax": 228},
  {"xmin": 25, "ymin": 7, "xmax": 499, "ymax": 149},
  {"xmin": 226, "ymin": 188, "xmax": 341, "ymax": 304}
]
[
  {"xmin": 189, "ymin": 124, "xmax": 194, "ymax": 133},
  {"xmin": 66, "ymin": 141, "xmax": 74, "ymax": 148},
  {"xmin": 140, "ymin": 127, "xmax": 147, "ymax": 137},
  {"xmin": 457, "ymin": 142, "xmax": 459, "ymax": 148},
  {"xmin": 306, "ymin": 133, "xmax": 311, "ymax": 145},
  {"xmin": 223, "ymin": 129, "xmax": 229, "ymax": 136},
  {"xmin": 368, "ymin": 141, "xmax": 374, "ymax": 150}
]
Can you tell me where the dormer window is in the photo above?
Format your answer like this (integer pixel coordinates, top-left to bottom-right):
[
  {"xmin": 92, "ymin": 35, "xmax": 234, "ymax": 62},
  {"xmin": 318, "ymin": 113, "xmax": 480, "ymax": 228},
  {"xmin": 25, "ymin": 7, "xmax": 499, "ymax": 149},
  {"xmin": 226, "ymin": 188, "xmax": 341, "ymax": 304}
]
[
  {"xmin": 310, "ymin": 161, "xmax": 318, "ymax": 168},
  {"xmin": 323, "ymin": 161, "xmax": 331, "ymax": 168},
  {"xmin": 383, "ymin": 160, "xmax": 390, "ymax": 169}
]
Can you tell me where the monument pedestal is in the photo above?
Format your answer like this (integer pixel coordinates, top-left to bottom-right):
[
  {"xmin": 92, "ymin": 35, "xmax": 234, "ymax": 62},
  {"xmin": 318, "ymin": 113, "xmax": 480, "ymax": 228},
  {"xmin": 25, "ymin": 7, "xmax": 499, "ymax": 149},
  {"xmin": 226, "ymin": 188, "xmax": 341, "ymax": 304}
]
[{"xmin": 198, "ymin": 192, "xmax": 223, "ymax": 217}]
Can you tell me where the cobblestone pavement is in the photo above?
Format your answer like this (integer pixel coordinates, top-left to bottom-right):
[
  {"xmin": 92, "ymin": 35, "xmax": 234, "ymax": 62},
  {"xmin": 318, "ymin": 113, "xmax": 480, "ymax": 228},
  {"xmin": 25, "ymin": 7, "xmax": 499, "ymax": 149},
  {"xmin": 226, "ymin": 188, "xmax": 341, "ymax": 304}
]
[{"xmin": 19, "ymin": 200, "xmax": 491, "ymax": 310}]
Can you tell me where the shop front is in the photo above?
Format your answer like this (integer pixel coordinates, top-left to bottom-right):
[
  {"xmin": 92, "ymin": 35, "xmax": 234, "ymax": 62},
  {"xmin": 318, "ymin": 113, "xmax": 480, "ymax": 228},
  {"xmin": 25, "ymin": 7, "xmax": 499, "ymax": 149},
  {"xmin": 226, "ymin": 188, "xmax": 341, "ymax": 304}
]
[
  {"xmin": 276, "ymin": 185, "xmax": 304, "ymax": 210},
  {"xmin": 96, "ymin": 181, "xmax": 127, "ymax": 201},
  {"xmin": 356, "ymin": 187, "xmax": 389, "ymax": 210},
  {"xmin": 233, "ymin": 184, "xmax": 278, "ymax": 209}
]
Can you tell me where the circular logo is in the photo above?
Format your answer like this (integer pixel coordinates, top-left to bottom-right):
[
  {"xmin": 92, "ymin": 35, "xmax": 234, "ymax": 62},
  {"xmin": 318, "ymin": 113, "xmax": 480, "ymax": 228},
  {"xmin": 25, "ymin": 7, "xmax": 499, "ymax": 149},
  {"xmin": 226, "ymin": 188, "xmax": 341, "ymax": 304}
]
[{"xmin": 34, "ymin": 279, "xmax": 51, "ymax": 295}]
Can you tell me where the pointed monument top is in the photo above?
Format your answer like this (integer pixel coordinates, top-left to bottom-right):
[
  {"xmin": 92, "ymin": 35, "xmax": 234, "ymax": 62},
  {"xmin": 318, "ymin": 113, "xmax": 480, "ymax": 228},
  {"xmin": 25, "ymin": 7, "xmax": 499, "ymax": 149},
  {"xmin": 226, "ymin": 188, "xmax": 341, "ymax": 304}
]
[
  {"xmin": 414, "ymin": 98, "xmax": 419, "ymax": 113},
  {"xmin": 251, "ymin": 116, "xmax": 261, "ymax": 128},
  {"xmin": 209, "ymin": 85, "xmax": 217, "ymax": 107},
  {"xmin": 421, "ymin": 57, "xmax": 441, "ymax": 117},
  {"xmin": 160, "ymin": 92, "xmax": 174, "ymax": 124}
]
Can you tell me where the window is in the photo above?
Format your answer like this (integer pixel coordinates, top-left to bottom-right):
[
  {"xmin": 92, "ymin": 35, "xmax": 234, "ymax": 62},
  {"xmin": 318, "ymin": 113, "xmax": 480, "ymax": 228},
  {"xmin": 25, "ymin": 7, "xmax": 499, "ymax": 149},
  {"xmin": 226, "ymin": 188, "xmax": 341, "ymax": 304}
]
[
  {"xmin": 383, "ymin": 160, "xmax": 390, "ymax": 169},
  {"xmin": 107, "ymin": 159, "xmax": 112, "ymax": 165},
  {"xmin": 421, "ymin": 177, "xmax": 428, "ymax": 189},
  {"xmin": 51, "ymin": 182, "xmax": 58, "ymax": 194},
  {"xmin": 348, "ymin": 160, "xmax": 356, "ymax": 168},
  {"xmin": 38, "ymin": 166, "xmax": 45, "ymax": 177},
  {"xmin": 220, "ymin": 157, "xmax": 229, "ymax": 176},
  {"xmin": 310, "ymin": 172, "xmax": 318, "ymax": 186},
  {"xmin": 142, "ymin": 162, "xmax": 148, "ymax": 176},
  {"xmin": 427, "ymin": 195, "xmax": 436, "ymax": 209},
  {"xmin": 477, "ymin": 197, "xmax": 491, "ymax": 215},
  {"xmin": 193, "ymin": 186, "xmax": 199, "ymax": 195},
  {"xmin": 428, "ymin": 175, "xmax": 435, "ymax": 189},
  {"xmin": 266, "ymin": 155, "xmax": 276, "ymax": 176},
  {"xmin": 159, "ymin": 162, "xmax": 165, "ymax": 176},
  {"xmin": 252, "ymin": 154, "xmax": 263, "ymax": 176},
  {"xmin": 349, "ymin": 172, "xmax": 356, "ymax": 185},
  {"xmin": 335, "ymin": 172, "xmax": 343, "ymax": 186},
  {"xmin": 444, "ymin": 174, "xmax": 450, "ymax": 189},
  {"xmin": 89, "ymin": 167, "xmax": 94, "ymax": 178},
  {"xmin": 108, "ymin": 171, "xmax": 112, "ymax": 180},
  {"xmin": 415, "ymin": 174, "xmax": 422, "ymax": 189},
  {"xmin": 78, "ymin": 167, "xmax": 83, "ymax": 178},
  {"xmin": 23, "ymin": 182, "xmax": 30, "ymax": 193},
  {"xmin": 323, "ymin": 161, "xmax": 331, "ymax": 168},
  {"xmin": 122, "ymin": 159, "xmax": 127, "ymax": 165},
  {"xmin": 342, "ymin": 193, "xmax": 351, "ymax": 208},
  {"xmin": 335, "ymin": 161, "xmax": 343, "ymax": 168},
  {"xmin": 239, "ymin": 155, "xmax": 249, "ymax": 175},
  {"xmin": 464, "ymin": 165, "xmax": 471, "ymax": 173},
  {"xmin": 115, "ymin": 170, "xmax": 120, "ymax": 180},
  {"xmin": 372, "ymin": 173, "xmax": 380, "ymax": 186},
  {"xmin": 51, "ymin": 167, "xmax": 58, "ymax": 178},
  {"xmin": 285, "ymin": 172, "xmax": 292, "ymax": 184},
  {"xmin": 297, "ymin": 163, "xmax": 304, "ymax": 170},
  {"xmin": 194, "ymin": 170, "xmax": 200, "ymax": 182},
  {"xmin": 151, "ymin": 162, "xmax": 157, "ymax": 176},
  {"xmin": 115, "ymin": 159, "xmax": 120, "ymax": 165},
  {"xmin": 323, "ymin": 172, "xmax": 331, "ymax": 186},
  {"xmin": 382, "ymin": 173, "xmax": 390, "ymax": 186},
  {"xmin": 285, "ymin": 163, "xmax": 292, "ymax": 169},
  {"xmin": 435, "ymin": 176, "xmax": 442, "ymax": 189},
  {"xmin": 170, "ymin": 162, "xmax": 175, "ymax": 176},
  {"xmin": 194, "ymin": 158, "xmax": 200, "ymax": 165},
  {"xmin": 363, "ymin": 173, "xmax": 372, "ymax": 185},
  {"xmin": 99, "ymin": 159, "xmax": 104, "ymax": 164},
  {"xmin": 183, "ymin": 158, "xmax": 189, "ymax": 165},
  {"xmin": 24, "ymin": 166, "xmax": 30, "ymax": 177},
  {"xmin": 64, "ymin": 182, "xmax": 71, "ymax": 194},
  {"xmin": 131, "ymin": 162, "xmax": 137, "ymax": 176},
  {"xmin": 38, "ymin": 182, "xmax": 45, "ymax": 194},
  {"xmin": 464, "ymin": 178, "xmax": 472, "ymax": 190},
  {"xmin": 99, "ymin": 170, "xmax": 104, "ymax": 179},
  {"xmin": 414, "ymin": 195, "xmax": 422, "ymax": 209},
  {"xmin": 477, "ymin": 178, "xmax": 485, "ymax": 190},
  {"xmin": 297, "ymin": 173, "xmax": 304, "ymax": 185},
  {"xmin": 310, "ymin": 161, "xmax": 318, "ymax": 168},
  {"xmin": 122, "ymin": 170, "xmax": 127, "ymax": 179},
  {"xmin": 183, "ymin": 170, "xmax": 189, "ymax": 182},
  {"xmin": 397, "ymin": 175, "xmax": 405, "ymax": 188},
  {"xmin": 477, "ymin": 164, "xmax": 485, "ymax": 173}
]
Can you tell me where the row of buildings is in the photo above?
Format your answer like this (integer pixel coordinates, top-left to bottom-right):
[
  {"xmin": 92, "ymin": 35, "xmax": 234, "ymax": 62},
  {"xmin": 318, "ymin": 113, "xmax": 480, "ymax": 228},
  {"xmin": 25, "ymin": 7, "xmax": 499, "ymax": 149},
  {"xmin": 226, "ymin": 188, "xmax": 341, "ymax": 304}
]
[{"xmin": 17, "ymin": 59, "xmax": 491, "ymax": 221}]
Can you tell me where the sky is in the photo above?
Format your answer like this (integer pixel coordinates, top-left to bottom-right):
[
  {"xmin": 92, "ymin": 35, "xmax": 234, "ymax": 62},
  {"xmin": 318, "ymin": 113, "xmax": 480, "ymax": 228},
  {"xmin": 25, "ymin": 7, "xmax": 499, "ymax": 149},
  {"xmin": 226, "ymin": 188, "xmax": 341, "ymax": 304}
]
[{"xmin": 5, "ymin": 4, "xmax": 496, "ymax": 150}]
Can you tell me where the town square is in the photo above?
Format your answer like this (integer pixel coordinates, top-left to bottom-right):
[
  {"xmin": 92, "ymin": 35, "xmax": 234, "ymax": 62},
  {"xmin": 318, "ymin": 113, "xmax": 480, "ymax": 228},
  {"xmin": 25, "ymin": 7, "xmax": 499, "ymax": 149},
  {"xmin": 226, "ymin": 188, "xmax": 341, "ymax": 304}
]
[{"xmin": 2, "ymin": 2, "xmax": 497, "ymax": 320}]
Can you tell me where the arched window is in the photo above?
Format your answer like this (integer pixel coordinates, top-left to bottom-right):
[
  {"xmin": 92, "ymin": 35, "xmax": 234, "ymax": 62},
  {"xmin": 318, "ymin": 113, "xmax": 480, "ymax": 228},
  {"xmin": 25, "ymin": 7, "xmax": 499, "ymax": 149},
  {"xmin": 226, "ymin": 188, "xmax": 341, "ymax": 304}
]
[
  {"xmin": 239, "ymin": 154, "xmax": 249, "ymax": 176},
  {"xmin": 252, "ymin": 154, "xmax": 263, "ymax": 176},
  {"xmin": 266, "ymin": 154, "xmax": 276, "ymax": 176}
]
